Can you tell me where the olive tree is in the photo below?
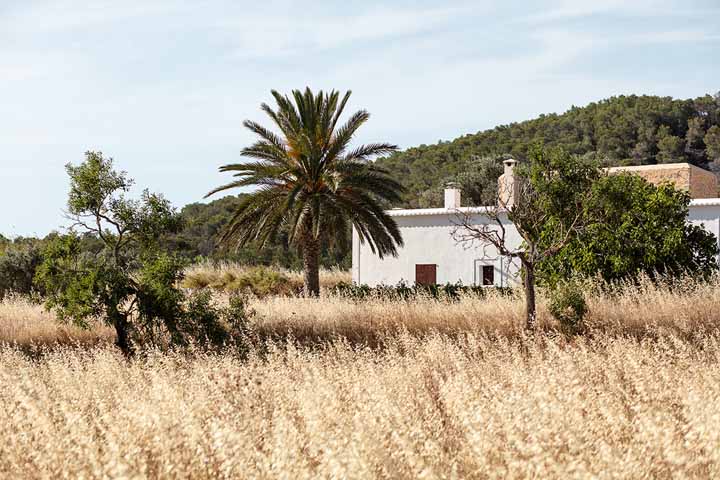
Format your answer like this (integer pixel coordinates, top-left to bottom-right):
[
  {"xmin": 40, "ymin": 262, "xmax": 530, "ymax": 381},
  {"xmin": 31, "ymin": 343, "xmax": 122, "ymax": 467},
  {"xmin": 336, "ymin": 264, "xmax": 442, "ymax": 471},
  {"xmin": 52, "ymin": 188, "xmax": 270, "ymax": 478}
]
[
  {"xmin": 454, "ymin": 146, "xmax": 719, "ymax": 332},
  {"xmin": 35, "ymin": 152, "xmax": 244, "ymax": 356},
  {"xmin": 453, "ymin": 146, "xmax": 599, "ymax": 331}
]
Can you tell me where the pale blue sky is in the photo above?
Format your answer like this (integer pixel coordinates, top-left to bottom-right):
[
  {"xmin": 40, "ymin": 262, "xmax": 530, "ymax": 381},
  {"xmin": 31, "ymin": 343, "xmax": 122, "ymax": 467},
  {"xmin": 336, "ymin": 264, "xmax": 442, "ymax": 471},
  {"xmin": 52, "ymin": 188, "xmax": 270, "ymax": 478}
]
[{"xmin": 2, "ymin": 0, "xmax": 719, "ymax": 236}]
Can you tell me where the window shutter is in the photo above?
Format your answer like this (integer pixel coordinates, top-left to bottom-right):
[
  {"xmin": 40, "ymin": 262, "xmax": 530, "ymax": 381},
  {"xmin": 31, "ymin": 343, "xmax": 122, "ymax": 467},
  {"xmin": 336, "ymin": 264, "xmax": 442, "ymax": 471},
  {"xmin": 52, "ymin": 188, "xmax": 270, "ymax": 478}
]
[{"xmin": 415, "ymin": 264, "xmax": 437, "ymax": 286}]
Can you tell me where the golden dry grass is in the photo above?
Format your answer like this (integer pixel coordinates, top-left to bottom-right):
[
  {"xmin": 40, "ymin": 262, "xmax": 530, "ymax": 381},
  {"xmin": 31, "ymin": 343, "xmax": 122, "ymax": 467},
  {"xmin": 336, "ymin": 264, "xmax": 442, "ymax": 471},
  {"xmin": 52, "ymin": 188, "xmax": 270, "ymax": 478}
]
[
  {"xmin": 250, "ymin": 275, "xmax": 720, "ymax": 344},
  {"xmin": 3, "ymin": 274, "xmax": 719, "ymax": 346},
  {"xmin": 0, "ymin": 295, "xmax": 115, "ymax": 348},
  {"xmin": 2, "ymin": 276, "xmax": 720, "ymax": 478},
  {"xmin": 2, "ymin": 334, "xmax": 720, "ymax": 478},
  {"xmin": 181, "ymin": 261, "xmax": 351, "ymax": 294}
]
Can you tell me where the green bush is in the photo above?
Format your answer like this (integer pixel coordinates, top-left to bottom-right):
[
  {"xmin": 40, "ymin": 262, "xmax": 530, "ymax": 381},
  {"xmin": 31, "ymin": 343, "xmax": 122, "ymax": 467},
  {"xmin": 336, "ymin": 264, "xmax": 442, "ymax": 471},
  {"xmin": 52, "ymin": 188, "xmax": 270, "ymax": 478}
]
[
  {"xmin": 182, "ymin": 290, "xmax": 253, "ymax": 352},
  {"xmin": 548, "ymin": 282, "xmax": 588, "ymax": 334},
  {"xmin": 332, "ymin": 281, "xmax": 512, "ymax": 301},
  {"xmin": 0, "ymin": 242, "xmax": 44, "ymax": 299}
]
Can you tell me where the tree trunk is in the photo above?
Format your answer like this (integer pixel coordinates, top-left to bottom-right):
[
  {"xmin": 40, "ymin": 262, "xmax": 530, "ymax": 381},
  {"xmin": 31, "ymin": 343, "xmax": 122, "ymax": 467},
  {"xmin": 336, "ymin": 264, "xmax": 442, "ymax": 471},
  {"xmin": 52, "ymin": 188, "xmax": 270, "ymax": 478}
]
[
  {"xmin": 523, "ymin": 260, "xmax": 537, "ymax": 331},
  {"xmin": 302, "ymin": 237, "xmax": 321, "ymax": 297},
  {"xmin": 111, "ymin": 310, "xmax": 134, "ymax": 357}
]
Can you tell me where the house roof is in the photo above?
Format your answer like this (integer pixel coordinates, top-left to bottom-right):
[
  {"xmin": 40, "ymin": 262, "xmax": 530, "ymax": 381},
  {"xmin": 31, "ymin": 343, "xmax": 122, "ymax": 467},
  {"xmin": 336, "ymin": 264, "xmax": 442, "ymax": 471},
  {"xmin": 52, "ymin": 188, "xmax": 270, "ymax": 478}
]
[
  {"xmin": 387, "ymin": 198, "xmax": 720, "ymax": 217},
  {"xmin": 691, "ymin": 198, "xmax": 720, "ymax": 206},
  {"xmin": 607, "ymin": 163, "xmax": 718, "ymax": 199},
  {"xmin": 387, "ymin": 206, "xmax": 493, "ymax": 217}
]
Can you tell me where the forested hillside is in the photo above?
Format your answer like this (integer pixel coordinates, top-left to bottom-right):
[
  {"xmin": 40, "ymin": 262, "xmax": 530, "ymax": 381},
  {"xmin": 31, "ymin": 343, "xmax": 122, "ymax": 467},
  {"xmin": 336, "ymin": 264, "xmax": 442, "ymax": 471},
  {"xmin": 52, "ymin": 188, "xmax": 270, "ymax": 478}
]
[
  {"xmin": 378, "ymin": 93, "xmax": 720, "ymax": 207},
  {"xmin": 164, "ymin": 195, "xmax": 349, "ymax": 268}
]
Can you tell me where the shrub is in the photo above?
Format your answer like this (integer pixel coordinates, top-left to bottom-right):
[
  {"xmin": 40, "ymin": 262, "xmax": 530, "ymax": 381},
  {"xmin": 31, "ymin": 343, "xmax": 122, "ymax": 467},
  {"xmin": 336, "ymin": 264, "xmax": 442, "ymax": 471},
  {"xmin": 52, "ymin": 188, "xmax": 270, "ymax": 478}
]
[
  {"xmin": 35, "ymin": 152, "xmax": 192, "ymax": 357},
  {"xmin": 332, "ymin": 281, "xmax": 512, "ymax": 301},
  {"xmin": 182, "ymin": 290, "xmax": 253, "ymax": 352},
  {"xmin": 0, "ymin": 243, "xmax": 44, "ymax": 299},
  {"xmin": 548, "ymin": 282, "xmax": 588, "ymax": 334}
]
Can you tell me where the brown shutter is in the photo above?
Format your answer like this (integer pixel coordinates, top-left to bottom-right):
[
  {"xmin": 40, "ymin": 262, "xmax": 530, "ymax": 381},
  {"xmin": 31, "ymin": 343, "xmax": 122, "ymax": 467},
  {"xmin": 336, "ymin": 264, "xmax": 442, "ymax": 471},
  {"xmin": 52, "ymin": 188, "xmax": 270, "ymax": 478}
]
[{"xmin": 415, "ymin": 264, "xmax": 437, "ymax": 286}]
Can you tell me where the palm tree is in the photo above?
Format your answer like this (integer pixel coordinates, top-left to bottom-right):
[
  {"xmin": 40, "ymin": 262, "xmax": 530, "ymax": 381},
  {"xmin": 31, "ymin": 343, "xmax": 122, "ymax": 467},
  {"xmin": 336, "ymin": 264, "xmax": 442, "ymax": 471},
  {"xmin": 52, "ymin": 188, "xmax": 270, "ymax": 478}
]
[{"xmin": 207, "ymin": 88, "xmax": 405, "ymax": 296}]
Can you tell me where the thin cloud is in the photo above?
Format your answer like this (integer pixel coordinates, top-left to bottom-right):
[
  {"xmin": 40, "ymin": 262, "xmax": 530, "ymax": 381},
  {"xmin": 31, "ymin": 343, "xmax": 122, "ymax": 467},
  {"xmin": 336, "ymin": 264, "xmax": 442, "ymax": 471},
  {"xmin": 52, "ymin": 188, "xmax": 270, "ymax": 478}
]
[
  {"xmin": 518, "ymin": 0, "xmax": 697, "ymax": 24},
  {"xmin": 1, "ymin": 0, "xmax": 186, "ymax": 34},
  {"xmin": 216, "ymin": 5, "xmax": 474, "ymax": 59}
]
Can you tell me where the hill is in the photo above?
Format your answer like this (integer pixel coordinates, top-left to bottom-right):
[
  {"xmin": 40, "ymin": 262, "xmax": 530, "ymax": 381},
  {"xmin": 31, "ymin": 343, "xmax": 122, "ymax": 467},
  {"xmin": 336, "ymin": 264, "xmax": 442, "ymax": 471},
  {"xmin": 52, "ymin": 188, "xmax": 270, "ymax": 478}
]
[
  {"xmin": 377, "ymin": 93, "xmax": 720, "ymax": 207},
  {"xmin": 164, "ymin": 195, "xmax": 349, "ymax": 268}
]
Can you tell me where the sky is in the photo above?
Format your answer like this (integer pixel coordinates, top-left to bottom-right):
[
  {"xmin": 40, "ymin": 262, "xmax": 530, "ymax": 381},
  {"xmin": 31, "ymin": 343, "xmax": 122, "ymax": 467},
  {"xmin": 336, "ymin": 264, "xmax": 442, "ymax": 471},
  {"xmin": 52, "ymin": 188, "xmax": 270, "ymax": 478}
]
[{"xmin": 1, "ymin": 0, "xmax": 719, "ymax": 237}]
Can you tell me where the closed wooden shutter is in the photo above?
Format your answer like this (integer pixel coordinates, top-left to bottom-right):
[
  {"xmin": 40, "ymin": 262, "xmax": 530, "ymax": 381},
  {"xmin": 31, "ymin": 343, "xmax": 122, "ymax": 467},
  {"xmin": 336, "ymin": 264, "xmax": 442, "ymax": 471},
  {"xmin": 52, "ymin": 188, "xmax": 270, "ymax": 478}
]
[{"xmin": 415, "ymin": 264, "xmax": 437, "ymax": 286}]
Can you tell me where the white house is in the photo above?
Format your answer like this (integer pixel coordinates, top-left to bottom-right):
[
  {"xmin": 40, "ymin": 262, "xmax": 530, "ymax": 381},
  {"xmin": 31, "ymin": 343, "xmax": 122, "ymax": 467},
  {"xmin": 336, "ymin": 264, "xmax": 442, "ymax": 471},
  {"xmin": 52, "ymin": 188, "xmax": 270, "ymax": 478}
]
[{"xmin": 352, "ymin": 160, "xmax": 720, "ymax": 287}]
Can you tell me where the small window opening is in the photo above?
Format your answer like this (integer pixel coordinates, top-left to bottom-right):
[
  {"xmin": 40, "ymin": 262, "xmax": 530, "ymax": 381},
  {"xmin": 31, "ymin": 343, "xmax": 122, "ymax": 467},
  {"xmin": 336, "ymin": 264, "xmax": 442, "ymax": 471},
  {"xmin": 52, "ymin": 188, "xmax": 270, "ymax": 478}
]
[{"xmin": 482, "ymin": 265, "xmax": 494, "ymax": 286}]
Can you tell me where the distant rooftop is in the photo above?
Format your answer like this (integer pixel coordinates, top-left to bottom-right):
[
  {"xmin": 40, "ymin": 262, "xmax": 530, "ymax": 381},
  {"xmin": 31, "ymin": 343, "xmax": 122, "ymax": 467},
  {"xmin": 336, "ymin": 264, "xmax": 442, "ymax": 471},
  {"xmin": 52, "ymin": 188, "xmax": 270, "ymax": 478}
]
[{"xmin": 607, "ymin": 163, "xmax": 718, "ymax": 199}]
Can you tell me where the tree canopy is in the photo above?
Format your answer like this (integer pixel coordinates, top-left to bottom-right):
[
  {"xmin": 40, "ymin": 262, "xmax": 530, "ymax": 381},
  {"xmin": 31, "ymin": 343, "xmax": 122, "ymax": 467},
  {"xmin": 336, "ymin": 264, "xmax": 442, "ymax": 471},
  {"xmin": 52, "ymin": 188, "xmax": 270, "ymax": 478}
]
[
  {"xmin": 454, "ymin": 146, "xmax": 600, "ymax": 329},
  {"xmin": 538, "ymin": 174, "xmax": 719, "ymax": 285},
  {"xmin": 35, "ymin": 152, "xmax": 244, "ymax": 356}
]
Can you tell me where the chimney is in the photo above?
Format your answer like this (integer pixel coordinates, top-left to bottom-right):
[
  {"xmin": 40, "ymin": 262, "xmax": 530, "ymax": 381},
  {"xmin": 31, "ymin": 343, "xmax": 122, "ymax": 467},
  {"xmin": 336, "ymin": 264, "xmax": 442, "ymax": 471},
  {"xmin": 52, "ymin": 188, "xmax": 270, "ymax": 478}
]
[
  {"xmin": 444, "ymin": 183, "xmax": 461, "ymax": 210},
  {"xmin": 498, "ymin": 158, "xmax": 519, "ymax": 209}
]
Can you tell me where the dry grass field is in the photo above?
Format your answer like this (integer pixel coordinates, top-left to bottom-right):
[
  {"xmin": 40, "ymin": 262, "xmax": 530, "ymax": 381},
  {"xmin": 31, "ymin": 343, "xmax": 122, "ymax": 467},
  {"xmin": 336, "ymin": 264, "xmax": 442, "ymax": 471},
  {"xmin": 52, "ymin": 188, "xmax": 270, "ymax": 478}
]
[{"xmin": 2, "ymin": 276, "xmax": 720, "ymax": 478}]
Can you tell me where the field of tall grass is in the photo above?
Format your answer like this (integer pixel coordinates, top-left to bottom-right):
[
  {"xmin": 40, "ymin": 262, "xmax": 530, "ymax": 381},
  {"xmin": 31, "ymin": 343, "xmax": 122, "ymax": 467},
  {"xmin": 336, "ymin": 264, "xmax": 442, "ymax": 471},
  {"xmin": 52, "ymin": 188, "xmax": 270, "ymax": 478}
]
[{"xmin": 2, "ymin": 275, "xmax": 720, "ymax": 478}]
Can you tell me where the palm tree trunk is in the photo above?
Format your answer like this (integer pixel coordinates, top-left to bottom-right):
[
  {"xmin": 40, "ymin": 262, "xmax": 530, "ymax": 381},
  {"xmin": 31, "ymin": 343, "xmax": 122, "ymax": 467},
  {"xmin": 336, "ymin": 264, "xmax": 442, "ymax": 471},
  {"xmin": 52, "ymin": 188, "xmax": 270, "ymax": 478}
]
[
  {"xmin": 523, "ymin": 260, "xmax": 537, "ymax": 331},
  {"xmin": 302, "ymin": 237, "xmax": 321, "ymax": 297}
]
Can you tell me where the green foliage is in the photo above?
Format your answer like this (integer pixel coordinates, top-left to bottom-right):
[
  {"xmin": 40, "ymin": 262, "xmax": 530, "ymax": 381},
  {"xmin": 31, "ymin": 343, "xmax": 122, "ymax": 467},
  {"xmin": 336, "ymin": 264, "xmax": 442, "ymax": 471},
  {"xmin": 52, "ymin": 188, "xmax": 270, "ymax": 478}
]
[
  {"xmin": 656, "ymin": 125, "xmax": 684, "ymax": 164},
  {"xmin": 332, "ymin": 281, "xmax": 511, "ymax": 301},
  {"xmin": 377, "ymin": 94, "xmax": 720, "ymax": 208},
  {"xmin": 36, "ymin": 152, "xmax": 196, "ymax": 355},
  {"xmin": 418, "ymin": 155, "xmax": 504, "ymax": 207},
  {"xmin": 163, "ymin": 195, "xmax": 350, "ymax": 269},
  {"xmin": 182, "ymin": 290, "xmax": 252, "ymax": 350},
  {"xmin": 548, "ymin": 282, "xmax": 588, "ymax": 335},
  {"xmin": 36, "ymin": 151, "xmax": 254, "ymax": 355},
  {"xmin": 706, "ymin": 125, "xmax": 720, "ymax": 165},
  {"xmin": 207, "ymin": 88, "xmax": 405, "ymax": 295},
  {"xmin": 538, "ymin": 174, "xmax": 719, "ymax": 284},
  {"xmin": 0, "ymin": 240, "xmax": 45, "ymax": 299},
  {"xmin": 135, "ymin": 253, "xmax": 187, "ymax": 344},
  {"xmin": 514, "ymin": 145, "xmax": 600, "ymax": 248},
  {"xmin": 35, "ymin": 234, "xmax": 125, "ymax": 329}
]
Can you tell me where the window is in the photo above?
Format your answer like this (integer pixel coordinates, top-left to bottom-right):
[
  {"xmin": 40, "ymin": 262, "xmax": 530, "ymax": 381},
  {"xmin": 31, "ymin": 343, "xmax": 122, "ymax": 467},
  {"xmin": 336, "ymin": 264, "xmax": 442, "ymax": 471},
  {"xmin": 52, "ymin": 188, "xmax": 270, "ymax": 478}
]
[
  {"xmin": 475, "ymin": 258, "xmax": 503, "ymax": 287},
  {"xmin": 415, "ymin": 264, "xmax": 437, "ymax": 286},
  {"xmin": 482, "ymin": 265, "xmax": 494, "ymax": 286}
]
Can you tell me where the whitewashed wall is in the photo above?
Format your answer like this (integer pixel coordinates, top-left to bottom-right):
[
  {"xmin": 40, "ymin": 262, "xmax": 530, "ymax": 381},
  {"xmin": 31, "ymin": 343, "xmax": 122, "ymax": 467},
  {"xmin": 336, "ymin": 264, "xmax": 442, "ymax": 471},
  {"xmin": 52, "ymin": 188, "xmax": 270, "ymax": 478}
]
[
  {"xmin": 689, "ymin": 201, "xmax": 720, "ymax": 262},
  {"xmin": 352, "ymin": 200, "xmax": 720, "ymax": 287},
  {"xmin": 352, "ymin": 208, "xmax": 523, "ymax": 287}
]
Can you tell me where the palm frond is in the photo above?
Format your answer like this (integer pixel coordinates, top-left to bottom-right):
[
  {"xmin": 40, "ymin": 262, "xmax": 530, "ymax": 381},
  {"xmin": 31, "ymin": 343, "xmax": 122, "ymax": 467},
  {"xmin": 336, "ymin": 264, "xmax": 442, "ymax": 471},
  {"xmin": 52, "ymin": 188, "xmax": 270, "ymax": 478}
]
[
  {"xmin": 324, "ymin": 110, "xmax": 370, "ymax": 167},
  {"xmin": 343, "ymin": 143, "xmax": 398, "ymax": 162}
]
